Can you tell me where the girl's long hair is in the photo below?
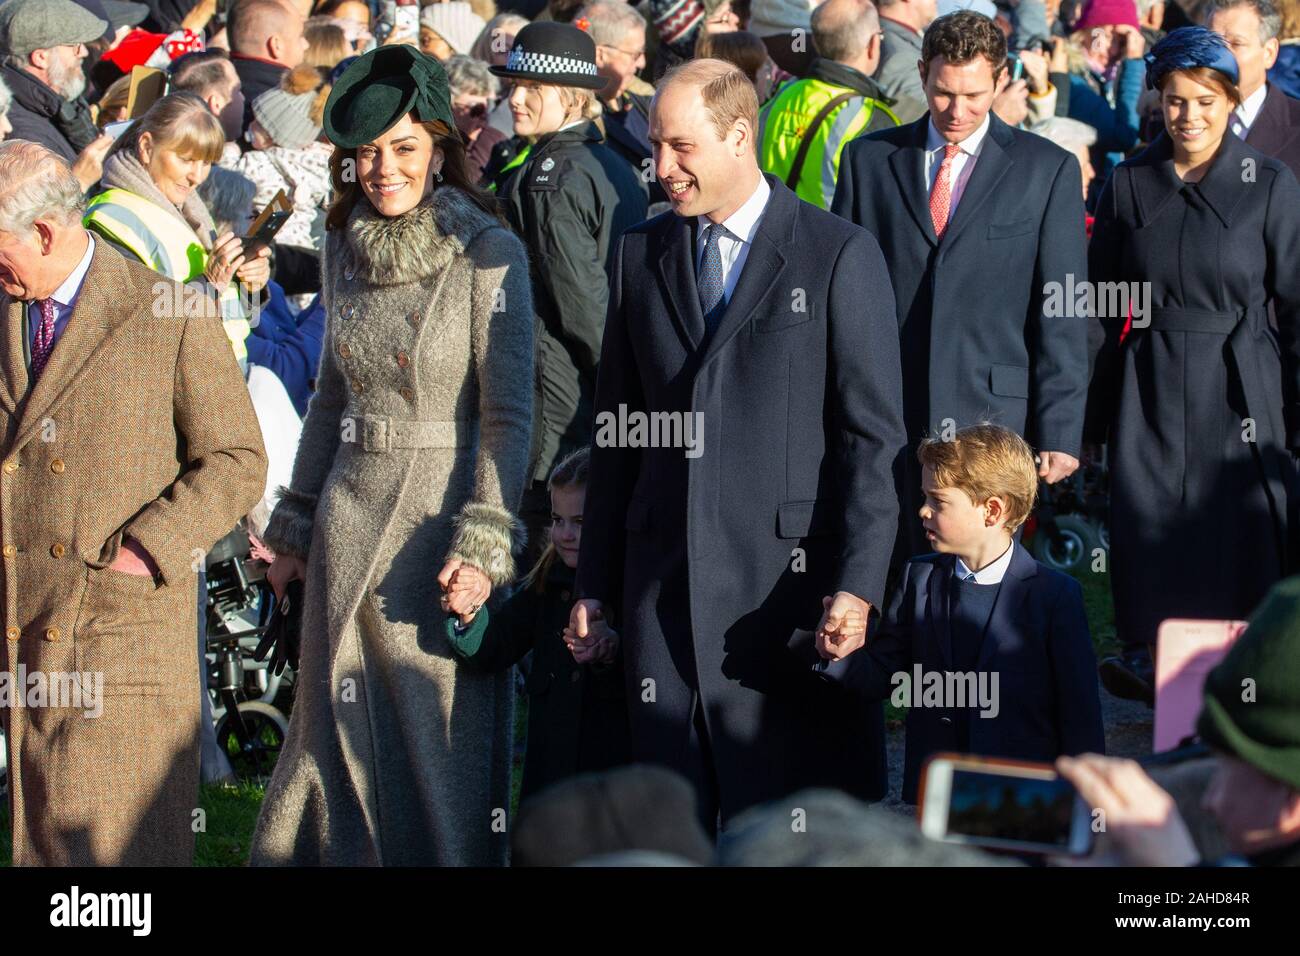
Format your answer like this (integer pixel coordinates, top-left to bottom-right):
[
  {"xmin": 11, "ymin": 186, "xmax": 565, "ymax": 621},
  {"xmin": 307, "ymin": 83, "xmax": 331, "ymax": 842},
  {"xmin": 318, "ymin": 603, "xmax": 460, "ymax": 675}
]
[
  {"xmin": 325, "ymin": 118, "xmax": 500, "ymax": 230},
  {"xmin": 521, "ymin": 446, "xmax": 590, "ymax": 593}
]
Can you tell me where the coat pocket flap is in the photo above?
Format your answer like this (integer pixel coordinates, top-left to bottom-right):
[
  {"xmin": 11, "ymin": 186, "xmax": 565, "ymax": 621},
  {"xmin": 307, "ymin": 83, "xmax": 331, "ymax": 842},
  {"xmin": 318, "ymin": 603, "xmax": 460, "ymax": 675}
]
[
  {"xmin": 777, "ymin": 500, "xmax": 834, "ymax": 538},
  {"xmin": 987, "ymin": 218, "xmax": 1035, "ymax": 240},
  {"xmin": 989, "ymin": 364, "xmax": 1030, "ymax": 399}
]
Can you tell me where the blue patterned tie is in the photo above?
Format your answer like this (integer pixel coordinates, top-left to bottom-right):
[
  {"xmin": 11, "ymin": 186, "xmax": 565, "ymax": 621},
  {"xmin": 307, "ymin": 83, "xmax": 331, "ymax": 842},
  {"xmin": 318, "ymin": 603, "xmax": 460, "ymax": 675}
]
[{"xmin": 697, "ymin": 223, "xmax": 733, "ymax": 340}]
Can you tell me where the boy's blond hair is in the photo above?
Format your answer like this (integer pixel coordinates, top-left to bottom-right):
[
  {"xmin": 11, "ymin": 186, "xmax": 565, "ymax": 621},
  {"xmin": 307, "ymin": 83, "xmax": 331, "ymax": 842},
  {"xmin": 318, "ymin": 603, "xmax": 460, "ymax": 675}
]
[{"xmin": 917, "ymin": 424, "xmax": 1039, "ymax": 532}]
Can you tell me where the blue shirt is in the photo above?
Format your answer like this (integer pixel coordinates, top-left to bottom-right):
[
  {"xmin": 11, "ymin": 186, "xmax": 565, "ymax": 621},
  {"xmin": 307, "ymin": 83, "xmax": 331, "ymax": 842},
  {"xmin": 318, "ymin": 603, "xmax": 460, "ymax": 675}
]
[{"xmin": 27, "ymin": 233, "xmax": 95, "ymax": 360}]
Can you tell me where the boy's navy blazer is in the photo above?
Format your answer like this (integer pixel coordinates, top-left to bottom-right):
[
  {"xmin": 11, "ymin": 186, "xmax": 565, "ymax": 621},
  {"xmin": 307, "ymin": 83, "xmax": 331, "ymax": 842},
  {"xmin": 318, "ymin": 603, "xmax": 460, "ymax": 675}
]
[{"xmin": 826, "ymin": 543, "xmax": 1106, "ymax": 803}]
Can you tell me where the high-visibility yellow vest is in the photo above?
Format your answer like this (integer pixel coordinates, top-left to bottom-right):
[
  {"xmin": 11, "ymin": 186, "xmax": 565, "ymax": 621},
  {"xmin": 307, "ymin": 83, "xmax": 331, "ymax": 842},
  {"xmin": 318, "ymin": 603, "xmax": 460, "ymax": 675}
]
[
  {"xmin": 759, "ymin": 77, "xmax": 900, "ymax": 209},
  {"xmin": 84, "ymin": 187, "xmax": 250, "ymax": 363}
]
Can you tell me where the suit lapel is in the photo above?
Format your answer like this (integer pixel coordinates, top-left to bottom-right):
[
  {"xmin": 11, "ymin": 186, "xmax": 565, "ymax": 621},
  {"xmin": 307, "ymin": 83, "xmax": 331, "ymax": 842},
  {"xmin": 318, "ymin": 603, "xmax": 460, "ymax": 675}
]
[
  {"xmin": 0, "ymin": 298, "xmax": 27, "ymax": 417},
  {"xmin": 939, "ymin": 117, "xmax": 1015, "ymax": 248},
  {"xmin": 1245, "ymin": 84, "xmax": 1290, "ymax": 160},
  {"xmin": 888, "ymin": 117, "xmax": 937, "ymax": 247},
  {"xmin": 698, "ymin": 175, "xmax": 790, "ymax": 367},
  {"xmin": 656, "ymin": 213, "xmax": 704, "ymax": 352},
  {"xmin": 11, "ymin": 242, "xmax": 135, "ymax": 452},
  {"xmin": 926, "ymin": 557, "xmax": 954, "ymax": 671},
  {"xmin": 976, "ymin": 542, "xmax": 1035, "ymax": 673}
]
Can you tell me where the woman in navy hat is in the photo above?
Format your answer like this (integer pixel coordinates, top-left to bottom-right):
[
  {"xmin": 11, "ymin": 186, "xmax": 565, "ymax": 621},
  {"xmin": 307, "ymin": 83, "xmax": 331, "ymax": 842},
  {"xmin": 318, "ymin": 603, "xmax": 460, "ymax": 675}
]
[
  {"xmin": 489, "ymin": 20, "xmax": 648, "ymax": 562},
  {"xmin": 250, "ymin": 44, "xmax": 536, "ymax": 866},
  {"xmin": 1088, "ymin": 26, "xmax": 1300, "ymax": 701}
]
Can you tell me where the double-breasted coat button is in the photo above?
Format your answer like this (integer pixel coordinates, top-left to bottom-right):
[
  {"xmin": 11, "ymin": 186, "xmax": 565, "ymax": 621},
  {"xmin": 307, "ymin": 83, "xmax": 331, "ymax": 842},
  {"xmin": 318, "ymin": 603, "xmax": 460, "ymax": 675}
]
[
  {"xmin": 560, "ymin": 590, "xmax": 571, "ymax": 602},
  {"xmin": 2, "ymin": 544, "xmax": 14, "ymax": 558},
  {"xmin": 50, "ymin": 459, "xmax": 65, "ymax": 474},
  {"xmin": 338, "ymin": 342, "xmax": 352, "ymax": 358},
  {"xmin": 5, "ymin": 626, "xmax": 18, "ymax": 641},
  {"xmin": 571, "ymin": 671, "xmax": 582, "ymax": 683},
  {"xmin": 345, "ymin": 267, "xmax": 355, "ymax": 280},
  {"xmin": 50, "ymin": 544, "xmax": 65, "ymax": 558},
  {"xmin": 342, "ymin": 304, "xmax": 354, "ymax": 319},
  {"xmin": 396, "ymin": 351, "xmax": 410, "ymax": 368},
  {"xmin": 351, "ymin": 378, "xmax": 364, "ymax": 394},
  {"xmin": 45, "ymin": 627, "xmax": 60, "ymax": 642},
  {"xmin": 407, "ymin": 310, "xmax": 421, "ymax": 326},
  {"xmin": 3, "ymin": 460, "xmax": 16, "ymax": 474},
  {"xmin": 399, "ymin": 386, "xmax": 415, "ymax": 403}
]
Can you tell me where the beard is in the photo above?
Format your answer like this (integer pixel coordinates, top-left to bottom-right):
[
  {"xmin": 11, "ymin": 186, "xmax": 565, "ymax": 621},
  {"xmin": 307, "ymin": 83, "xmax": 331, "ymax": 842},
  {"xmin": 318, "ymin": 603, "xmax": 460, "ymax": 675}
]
[{"xmin": 46, "ymin": 51, "xmax": 87, "ymax": 101}]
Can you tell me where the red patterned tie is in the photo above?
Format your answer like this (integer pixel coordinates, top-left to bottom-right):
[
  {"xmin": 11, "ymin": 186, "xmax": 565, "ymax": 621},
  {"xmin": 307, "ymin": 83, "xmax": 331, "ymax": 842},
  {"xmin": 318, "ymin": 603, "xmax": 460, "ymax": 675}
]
[
  {"xmin": 929, "ymin": 143, "xmax": 962, "ymax": 240},
  {"xmin": 31, "ymin": 298, "xmax": 56, "ymax": 381}
]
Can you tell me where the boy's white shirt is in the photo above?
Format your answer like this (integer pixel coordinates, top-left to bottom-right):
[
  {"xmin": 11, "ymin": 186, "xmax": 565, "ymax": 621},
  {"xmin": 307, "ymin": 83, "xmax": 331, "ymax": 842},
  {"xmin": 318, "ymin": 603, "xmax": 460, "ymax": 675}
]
[{"xmin": 954, "ymin": 539, "xmax": 1016, "ymax": 585}]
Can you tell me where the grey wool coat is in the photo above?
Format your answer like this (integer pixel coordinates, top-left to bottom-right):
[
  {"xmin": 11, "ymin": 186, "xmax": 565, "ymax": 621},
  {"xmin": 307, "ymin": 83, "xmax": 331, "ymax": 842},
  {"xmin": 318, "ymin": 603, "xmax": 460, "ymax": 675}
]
[{"xmin": 249, "ymin": 185, "xmax": 534, "ymax": 866}]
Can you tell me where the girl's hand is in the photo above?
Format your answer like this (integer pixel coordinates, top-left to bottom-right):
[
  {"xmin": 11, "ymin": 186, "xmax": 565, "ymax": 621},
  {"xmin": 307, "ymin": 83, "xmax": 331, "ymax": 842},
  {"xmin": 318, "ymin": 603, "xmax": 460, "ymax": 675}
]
[
  {"xmin": 205, "ymin": 231, "xmax": 247, "ymax": 291},
  {"xmin": 439, "ymin": 561, "xmax": 490, "ymax": 623},
  {"xmin": 564, "ymin": 619, "xmax": 619, "ymax": 664}
]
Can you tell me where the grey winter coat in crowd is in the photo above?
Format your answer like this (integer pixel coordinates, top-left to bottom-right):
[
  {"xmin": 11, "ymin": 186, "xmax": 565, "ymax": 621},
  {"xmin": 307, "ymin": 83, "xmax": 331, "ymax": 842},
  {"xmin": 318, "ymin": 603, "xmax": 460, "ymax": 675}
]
[{"xmin": 250, "ymin": 185, "xmax": 535, "ymax": 865}]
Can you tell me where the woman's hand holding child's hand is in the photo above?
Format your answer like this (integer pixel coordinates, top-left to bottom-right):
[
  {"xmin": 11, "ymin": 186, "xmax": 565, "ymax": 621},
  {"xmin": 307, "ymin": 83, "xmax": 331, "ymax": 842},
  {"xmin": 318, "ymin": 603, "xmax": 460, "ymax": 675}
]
[
  {"xmin": 563, "ymin": 618, "xmax": 619, "ymax": 665},
  {"xmin": 440, "ymin": 562, "xmax": 491, "ymax": 625}
]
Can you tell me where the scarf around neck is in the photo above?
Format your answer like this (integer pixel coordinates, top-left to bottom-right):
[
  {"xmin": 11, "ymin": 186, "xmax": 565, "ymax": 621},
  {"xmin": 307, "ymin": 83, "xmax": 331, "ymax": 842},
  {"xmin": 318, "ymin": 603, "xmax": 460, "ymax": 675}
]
[{"xmin": 99, "ymin": 150, "xmax": 219, "ymax": 251}]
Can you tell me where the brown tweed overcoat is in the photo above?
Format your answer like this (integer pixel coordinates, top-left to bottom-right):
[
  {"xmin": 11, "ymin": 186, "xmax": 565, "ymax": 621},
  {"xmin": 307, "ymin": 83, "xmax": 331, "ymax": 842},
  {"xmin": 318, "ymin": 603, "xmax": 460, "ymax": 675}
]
[
  {"xmin": 249, "ymin": 185, "xmax": 534, "ymax": 866},
  {"xmin": 0, "ymin": 237, "xmax": 268, "ymax": 865}
]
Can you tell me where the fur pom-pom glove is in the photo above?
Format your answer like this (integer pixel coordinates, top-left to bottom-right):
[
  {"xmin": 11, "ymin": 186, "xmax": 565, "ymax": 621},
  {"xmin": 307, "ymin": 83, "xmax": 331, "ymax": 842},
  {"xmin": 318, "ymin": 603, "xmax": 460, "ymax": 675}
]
[
  {"xmin": 445, "ymin": 501, "xmax": 527, "ymax": 588},
  {"xmin": 261, "ymin": 486, "xmax": 318, "ymax": 560}
]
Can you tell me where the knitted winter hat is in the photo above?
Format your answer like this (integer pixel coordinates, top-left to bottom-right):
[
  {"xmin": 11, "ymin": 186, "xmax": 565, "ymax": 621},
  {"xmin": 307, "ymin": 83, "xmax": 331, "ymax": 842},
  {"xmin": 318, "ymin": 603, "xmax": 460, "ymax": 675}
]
[
  {"xmin": 420, "ymin": 1, "xmax": 487, "ymax": 57},
  {"xmin": 1071, "ymin": 0, "xmax": 1140, "ymax": 33},
  {"xmin": 747, "ymin": 0, "xmax": 816, "ymax": 39},
  {"xmin": 1197, "ymin": 575, "xmax": 1300, "ymax": 792},
  {"xmin": 252, "ymin": 66, "xmax": 327, "ymax": 149}
]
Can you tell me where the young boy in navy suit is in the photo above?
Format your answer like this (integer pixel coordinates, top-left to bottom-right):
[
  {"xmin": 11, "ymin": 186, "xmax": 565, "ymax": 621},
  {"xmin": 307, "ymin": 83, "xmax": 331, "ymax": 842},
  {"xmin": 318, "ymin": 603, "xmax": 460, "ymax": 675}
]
[{"xmin": 824, "ymin": 424, "xmax": 1105, "ymax": 803}]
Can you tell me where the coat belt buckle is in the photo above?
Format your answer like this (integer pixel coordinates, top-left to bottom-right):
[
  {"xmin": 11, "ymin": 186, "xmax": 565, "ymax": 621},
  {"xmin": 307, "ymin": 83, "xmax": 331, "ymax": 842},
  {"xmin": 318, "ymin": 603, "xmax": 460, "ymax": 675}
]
[{"xmin": 361, "ymin": 416, "xmax": 390, "ymax": 452}]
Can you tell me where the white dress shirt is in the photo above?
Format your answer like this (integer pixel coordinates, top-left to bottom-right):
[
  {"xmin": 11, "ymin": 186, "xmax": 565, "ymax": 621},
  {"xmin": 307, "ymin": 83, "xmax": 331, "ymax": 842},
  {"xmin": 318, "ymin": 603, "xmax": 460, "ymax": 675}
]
[
  {"xmin": 27, "ymin": 233, "xmax": 96, "ymax": 359},
  {"xmin": 1230, "ymin": 84, "xmax": 1269, "ymax": 140},
  {"xmin": 695, "ymin": 174, "xmax": 771, "ymax": 303},
  {"xmin": 924, "ymin": 113, "xmax": 992, "ymax": 226},
  {"xmin": 954, "ymin": 540, "xmax": 1015, "ymax": 584}
]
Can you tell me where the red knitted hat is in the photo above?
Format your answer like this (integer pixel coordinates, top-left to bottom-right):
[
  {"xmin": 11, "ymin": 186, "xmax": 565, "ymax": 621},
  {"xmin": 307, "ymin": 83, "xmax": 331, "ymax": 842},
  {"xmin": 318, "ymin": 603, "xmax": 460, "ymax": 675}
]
[{"xmin": 1072, "ymin": 0, "xmax": 1140, "ymax": 32}]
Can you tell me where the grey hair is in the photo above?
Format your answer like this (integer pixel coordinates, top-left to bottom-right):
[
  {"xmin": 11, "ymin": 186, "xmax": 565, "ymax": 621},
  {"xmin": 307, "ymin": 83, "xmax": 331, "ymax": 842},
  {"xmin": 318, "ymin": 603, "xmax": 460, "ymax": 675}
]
[
  {"xmin": 577, "ymin": 1, "xmax": 647, "ymax": 48},
  {"xmin": 1034, "ymin": 116, "xmax": 1099, "ymax": 152},
  {"xmin": 812, "ymin": 0, "xmax": 880, "ymax": 64},
  {"xmin": 1203, "ymin": 0, "xmax": 1283, "ymax": 42},
  {"xmin": 0, "ymin": 140, "xmax": 86, "ymax": 233},
  {"xmin": 444, "ymin": 53, "xmax": 500, "ymax": 99},
  {"xmin": 470, "ymin": 12, "xmax": 529, "ymax": 62},
  {"xmin": 198, "ymin": 166, "xmax": 257, "ymax": 234}
]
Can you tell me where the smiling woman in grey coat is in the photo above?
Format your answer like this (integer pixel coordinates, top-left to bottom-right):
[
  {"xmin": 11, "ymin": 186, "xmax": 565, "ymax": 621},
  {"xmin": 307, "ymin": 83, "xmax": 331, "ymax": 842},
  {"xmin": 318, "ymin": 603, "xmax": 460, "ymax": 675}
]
[{"xmin": 249, "ymin": 46, "xmax": 534, "ymax": 866}]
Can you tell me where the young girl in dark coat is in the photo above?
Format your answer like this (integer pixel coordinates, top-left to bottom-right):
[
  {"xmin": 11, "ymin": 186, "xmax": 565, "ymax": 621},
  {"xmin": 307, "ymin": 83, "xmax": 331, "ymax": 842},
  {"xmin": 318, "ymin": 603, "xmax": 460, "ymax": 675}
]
[{"xmin": 443, "ymin": 447, "xmax": 630, "ymax": 800}]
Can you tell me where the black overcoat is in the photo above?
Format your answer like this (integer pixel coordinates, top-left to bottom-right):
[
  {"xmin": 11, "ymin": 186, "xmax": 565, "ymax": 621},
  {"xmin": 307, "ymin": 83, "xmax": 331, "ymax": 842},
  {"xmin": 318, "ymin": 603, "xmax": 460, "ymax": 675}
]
[
  {"xmin": 1086, "ymin": 131, "xmax": 1300, "ymax": 648},
  {"xmin": 578, "ymin": 175, "xmax": 907, "ymax": 821}
]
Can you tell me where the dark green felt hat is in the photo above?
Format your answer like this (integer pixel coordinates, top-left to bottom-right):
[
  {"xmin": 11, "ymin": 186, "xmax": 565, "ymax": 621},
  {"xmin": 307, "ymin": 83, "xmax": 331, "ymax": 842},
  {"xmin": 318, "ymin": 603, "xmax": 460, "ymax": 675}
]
[{"xmin": 323, "ymin": 44, "xmax": 455, "ymax": 149}]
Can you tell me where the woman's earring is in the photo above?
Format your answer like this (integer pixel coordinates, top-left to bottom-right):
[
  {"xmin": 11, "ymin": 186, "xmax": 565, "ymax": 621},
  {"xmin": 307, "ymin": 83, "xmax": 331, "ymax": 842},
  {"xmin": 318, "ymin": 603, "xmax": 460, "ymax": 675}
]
[{"xmin": 435, "ymin": 168, "xmax": 444, "ymax": 183}]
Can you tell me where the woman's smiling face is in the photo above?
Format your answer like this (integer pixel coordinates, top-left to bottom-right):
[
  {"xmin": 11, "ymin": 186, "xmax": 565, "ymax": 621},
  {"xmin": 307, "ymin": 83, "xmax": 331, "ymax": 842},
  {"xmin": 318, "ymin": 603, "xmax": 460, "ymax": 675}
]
[{"xmin": 355, "ymin": 114, "xmax": 445, "ymax": 217}]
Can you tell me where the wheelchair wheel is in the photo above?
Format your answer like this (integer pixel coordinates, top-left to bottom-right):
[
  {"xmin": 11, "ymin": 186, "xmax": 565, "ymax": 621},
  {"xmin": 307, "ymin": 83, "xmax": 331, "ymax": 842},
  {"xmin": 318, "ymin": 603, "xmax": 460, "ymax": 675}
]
[{"xmin": 214, "ymin": 701, "xmax": 289, "ymax": 782}]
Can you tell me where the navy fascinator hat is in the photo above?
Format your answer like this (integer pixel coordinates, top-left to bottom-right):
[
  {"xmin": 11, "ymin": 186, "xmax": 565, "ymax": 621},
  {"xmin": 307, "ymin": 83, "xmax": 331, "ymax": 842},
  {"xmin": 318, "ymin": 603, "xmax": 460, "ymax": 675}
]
[{"xmin": 1144, "ymin": 26, "xmax": 1240, "ymax": 91}]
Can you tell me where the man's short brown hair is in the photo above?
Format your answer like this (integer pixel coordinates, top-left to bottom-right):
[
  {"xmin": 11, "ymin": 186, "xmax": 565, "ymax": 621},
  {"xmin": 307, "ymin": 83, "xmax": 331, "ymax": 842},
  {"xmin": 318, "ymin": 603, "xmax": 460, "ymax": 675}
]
[
  {"xmin": 659, "ymin": 58, "xmax": 759, "ymax": 143},
  {"xmin": 917, "ymin": 423, "xmax": 1039, "ymax": 532},
  {"xmin": 921, "ymin": 10, "xmax": 1007, "ymax": 78}
]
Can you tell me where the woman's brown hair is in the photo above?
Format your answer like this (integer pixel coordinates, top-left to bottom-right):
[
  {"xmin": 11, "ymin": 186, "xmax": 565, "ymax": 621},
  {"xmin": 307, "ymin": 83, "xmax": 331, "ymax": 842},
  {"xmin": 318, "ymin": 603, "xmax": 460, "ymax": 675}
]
[
  {"xmin": 108, "ymin": 91, "xmax": 226, "ymax": 166},
  {"xmin": 521, "ymin": 446, "xmax": 590, "ymax": 593},
  {"xmin": 325, "ymin": 118, "xmax": 500, "ymax": 230},
  {"xmin": 1155, "ymin": 65, "xmax": 1243, "ymax": 108}
]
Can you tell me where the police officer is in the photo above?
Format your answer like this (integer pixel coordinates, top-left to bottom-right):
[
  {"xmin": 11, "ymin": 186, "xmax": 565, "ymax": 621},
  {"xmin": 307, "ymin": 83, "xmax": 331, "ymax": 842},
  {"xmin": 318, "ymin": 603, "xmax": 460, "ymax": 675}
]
[{"xmin": 491, "ymin": 21, "xmax": 648, "ymax": 561}]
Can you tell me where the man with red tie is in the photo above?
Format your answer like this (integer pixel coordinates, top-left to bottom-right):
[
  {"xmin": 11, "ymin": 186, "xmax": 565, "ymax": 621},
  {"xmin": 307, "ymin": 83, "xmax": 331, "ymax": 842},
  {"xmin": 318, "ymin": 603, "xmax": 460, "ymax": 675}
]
[{"xmin": 832, "ymin": 10, "xmax": 1090, "ymax": 565}]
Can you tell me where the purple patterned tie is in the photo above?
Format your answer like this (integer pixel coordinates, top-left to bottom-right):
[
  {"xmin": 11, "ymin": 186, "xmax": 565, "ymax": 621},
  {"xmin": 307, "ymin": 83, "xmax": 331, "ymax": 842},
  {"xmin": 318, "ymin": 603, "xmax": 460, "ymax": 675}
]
[{"xmin": 31, "ymin": 298, "xmax": 56, "ymax": 381}]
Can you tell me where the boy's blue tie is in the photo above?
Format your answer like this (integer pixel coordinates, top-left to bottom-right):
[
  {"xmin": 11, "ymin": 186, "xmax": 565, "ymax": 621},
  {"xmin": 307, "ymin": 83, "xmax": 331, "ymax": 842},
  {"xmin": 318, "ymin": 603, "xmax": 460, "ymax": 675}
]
[{"xmin": 697, "ymin": 223, "xmax": 734, "ymax": 340}]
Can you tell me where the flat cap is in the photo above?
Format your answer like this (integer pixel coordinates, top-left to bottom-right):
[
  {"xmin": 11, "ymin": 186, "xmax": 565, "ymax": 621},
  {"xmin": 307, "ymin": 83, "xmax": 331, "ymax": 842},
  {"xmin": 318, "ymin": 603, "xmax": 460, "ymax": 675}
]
[
  {"xmin": 322, "ymin": 44, "xmax": 455, "ymax": 150},
  {"xmin": 0, "ymin": 0, "xmax": 108, "ymax": 57}
]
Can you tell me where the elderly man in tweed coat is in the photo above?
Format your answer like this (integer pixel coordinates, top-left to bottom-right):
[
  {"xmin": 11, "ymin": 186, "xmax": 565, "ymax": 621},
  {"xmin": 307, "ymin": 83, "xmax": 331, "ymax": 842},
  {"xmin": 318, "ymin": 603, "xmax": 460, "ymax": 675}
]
[{"xmin": 0, "ymin": 141, "xmax": 267, "ymax": 866}]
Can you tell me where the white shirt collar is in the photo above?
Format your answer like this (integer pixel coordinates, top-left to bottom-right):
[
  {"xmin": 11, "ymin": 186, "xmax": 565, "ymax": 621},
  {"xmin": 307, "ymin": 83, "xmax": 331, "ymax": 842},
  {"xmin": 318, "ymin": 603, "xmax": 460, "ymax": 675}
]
[
  {"xmin": 696, "ymin": 174, "xmax": 770, "ymax": 245},
  {"xmin": 954, "ymin": 539, "xmax": 1015, "ymax": 585},
  {"xmin": 1235, "ymin": 83, "xmax": 1269, "ymax": 131},
  {"xmin": 925, "ymin": 112, "xmax": 992, "ymax": 157},
  {"xmin": 48, "ymin": 233, "xmax": 95, "ymax": 308}
]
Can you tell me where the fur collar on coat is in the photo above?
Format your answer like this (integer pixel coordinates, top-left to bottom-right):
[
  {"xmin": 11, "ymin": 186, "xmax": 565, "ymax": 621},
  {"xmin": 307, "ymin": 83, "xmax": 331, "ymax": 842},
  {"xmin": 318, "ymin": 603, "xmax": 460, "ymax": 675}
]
[{"xmin": 336, "ymin": 184, "xmax": 501, "ymax": 286}]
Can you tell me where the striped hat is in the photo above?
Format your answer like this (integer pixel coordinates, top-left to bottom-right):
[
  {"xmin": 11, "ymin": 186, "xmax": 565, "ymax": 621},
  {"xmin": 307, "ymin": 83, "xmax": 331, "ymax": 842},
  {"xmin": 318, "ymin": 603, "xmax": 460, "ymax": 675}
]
[{"xmin": 488, "ymin": 21, "xmax": 606, "ymax": 90}]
